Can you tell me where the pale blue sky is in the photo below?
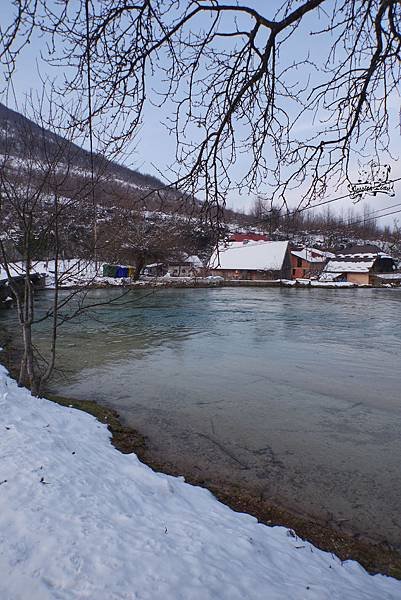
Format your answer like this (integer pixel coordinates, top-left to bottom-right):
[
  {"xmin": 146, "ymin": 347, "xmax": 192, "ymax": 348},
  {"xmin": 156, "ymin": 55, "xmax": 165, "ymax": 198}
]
[{"xmin": 1, "ymin": 0, "xmax": 400, "ymax": 225}]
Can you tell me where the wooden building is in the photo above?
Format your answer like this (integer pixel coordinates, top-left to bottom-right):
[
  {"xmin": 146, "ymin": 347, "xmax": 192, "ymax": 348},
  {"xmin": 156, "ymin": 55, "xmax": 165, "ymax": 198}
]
[
  {"xmin": 320, "ymin": 245, "xmax": 396, "ymax": 285},
  {"xmin": 143, "ymin": 255, "xmax": 203, "ymax": 278},
  {"xmin": 167, "ymin": 255, "xmax": 203, "ymax": 277},
  {"xmin": 208, "ymin": 240, "xmax": 292, "ymax": 281}
]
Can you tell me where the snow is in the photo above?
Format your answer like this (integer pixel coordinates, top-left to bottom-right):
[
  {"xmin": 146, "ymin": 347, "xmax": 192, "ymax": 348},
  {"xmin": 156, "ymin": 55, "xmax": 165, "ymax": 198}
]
[
  {"xmin": 319, "ymin": 271, "xmax": 345, "ymax": 282},
  {"xmin": 210, "ymin": 241, "xmax": 289, "ymax": 272},
  {"xmin": 0, "ymin": 260, "xmax": 135, "ymax": 289},
  {"xmin": 336, "ymin": 252, "xmax": 392, "ymax": 259},
  {"xmin": 292, "ymin": 277, "xmax": 356, "ymax": 287},
  {"xmin": 291, "ymin": 250, "xmax": 325, "ymax": 263},
  {"xmin": 323, "ymin": 259, "xmax": 375, "ymax": 274},
  {"xmin": 1, "ymin": 258, "xmax": 205, "ymax": 288},
  {"xmin": 374, "ymin": 273, "xmax": 401, "ymax": 280},
  {"xmin": 1, "ymin": 363, "xmax": 400, "ymax": 599},
  {"xmin": 310, "ymin": 280, "xmax": 356, "ymax": 288},
  {"xmin": 0, "ymin": 259, "xmax": 99, "ymax": 288},
  {"xmin": 291, "ymin": 248, "xmax": 334, "ymax": 263},
  {"xmin": 183, "ymin": 254, "xmax": 203, "ymax": 267}
]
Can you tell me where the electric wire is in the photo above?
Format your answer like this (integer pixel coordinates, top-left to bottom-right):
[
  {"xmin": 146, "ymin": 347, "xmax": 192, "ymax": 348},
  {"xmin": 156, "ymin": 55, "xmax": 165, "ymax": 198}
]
[{"xmin": 252, "ymin": 176, "xmax": 401, "ymax": 227}]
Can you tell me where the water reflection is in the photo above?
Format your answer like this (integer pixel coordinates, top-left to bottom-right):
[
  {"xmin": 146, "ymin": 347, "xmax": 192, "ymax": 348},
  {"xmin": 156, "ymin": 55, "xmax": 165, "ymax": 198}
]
[{"xmin": 2, "ymin": 287, "xmax": 401, "ymax": 545}]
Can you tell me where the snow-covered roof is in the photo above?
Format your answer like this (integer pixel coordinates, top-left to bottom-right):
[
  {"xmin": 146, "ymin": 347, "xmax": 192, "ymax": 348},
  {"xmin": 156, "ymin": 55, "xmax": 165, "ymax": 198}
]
[
  {"xmin": 323, "ymin": 259, "xmax": 375, "ymax": 273},
  {"xmin": 319, "ymin": 271, "xmax": 345, "ymax": 282},
  {"xmin": 323, "ymin": 250, "xmax": 395, "ymax": 274},
  {"xmin": 291, "ymin": 249, "xmax": 328, "ymax": 263},
  {"xmin": 167, "ymin": 255, "xmax": 202, "ymax": 267},
  {"xmin": 374, "ymin": 272, "xmax": 401, "ymax": 280},
  {"xmin": 336, "ymin": 251, "xmax": 392, "ymax": 260},
  {"xmin": 209, "ymin": 241, "xmax": 289, "ymax": 271},
  {"xmin": 183, "ymin": 255, "xmax": 203, "ymax": 267}
]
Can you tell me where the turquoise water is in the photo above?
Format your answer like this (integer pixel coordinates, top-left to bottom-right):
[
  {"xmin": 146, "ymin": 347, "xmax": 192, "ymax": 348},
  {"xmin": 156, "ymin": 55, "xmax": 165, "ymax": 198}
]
[{"xmin": 2, "ymin": 287, "xmax": 401, "ymax": 545}]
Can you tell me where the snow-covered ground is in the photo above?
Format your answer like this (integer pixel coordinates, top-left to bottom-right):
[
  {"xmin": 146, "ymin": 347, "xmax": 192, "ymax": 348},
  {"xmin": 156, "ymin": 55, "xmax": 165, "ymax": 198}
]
[
  {"xmin": 0, "ymin": 260, "xmax": 203, "ymax": 289},
  {"xmin": 1, "ymin": 363, "xmax": 400, "ymax": 599},
  {"xmin": 293, "ymin": 279, "xmax": 357, "ymax": 288},
  {"xmin": 1, "ymin": 260, "xmax": 395, "ymax": 290},
  {"xmin": 0, "ymin": 259, "xmax": 101, "ymax": 289}
]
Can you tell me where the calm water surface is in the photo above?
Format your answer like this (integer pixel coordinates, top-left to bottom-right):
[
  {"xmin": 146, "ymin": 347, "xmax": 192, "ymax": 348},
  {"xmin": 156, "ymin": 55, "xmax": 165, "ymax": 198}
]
[{"xmin": 2, "ymin": 287, "xmax": 401, "ymax": 545}]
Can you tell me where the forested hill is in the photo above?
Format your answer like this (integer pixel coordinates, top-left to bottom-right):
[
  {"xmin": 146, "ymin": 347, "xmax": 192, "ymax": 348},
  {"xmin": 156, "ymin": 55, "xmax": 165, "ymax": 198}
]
[
  {"xmin": 1, "ymin": 102, "xmax": 398, "ymax": 255},
  {"xmin": 0, "ymin": 102, "xmax": 172, "ymax": 204}
]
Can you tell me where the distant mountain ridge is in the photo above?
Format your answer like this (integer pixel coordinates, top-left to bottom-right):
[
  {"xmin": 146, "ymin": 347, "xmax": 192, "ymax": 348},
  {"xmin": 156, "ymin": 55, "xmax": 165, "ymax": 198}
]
[{"xmin": 0, "ymin": 102, "xmax": 166, "ymax": 192}]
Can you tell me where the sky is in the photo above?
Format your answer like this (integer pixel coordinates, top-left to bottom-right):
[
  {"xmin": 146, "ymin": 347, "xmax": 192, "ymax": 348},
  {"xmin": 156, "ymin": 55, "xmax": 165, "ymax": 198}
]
[{"xmin": 1, "ymin": 0, "xmax": 401, "ymax": 227}]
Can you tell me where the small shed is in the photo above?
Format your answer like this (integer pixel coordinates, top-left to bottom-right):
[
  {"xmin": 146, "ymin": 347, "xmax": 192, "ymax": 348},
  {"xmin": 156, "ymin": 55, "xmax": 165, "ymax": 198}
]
[
  {"xmin": 320, "ymin": 247, "xmax": 396, "ymax": 285},
  {"xmin": 208, "ymin": 240, "xmax": 291, "ymax": 280},
  {"xmin": 142, "ymin": 263, "xmax": 166, "ymax": 277},
  {"xmin": 167, "ymin": 255, "xmax": 203, "ymax": 277}
]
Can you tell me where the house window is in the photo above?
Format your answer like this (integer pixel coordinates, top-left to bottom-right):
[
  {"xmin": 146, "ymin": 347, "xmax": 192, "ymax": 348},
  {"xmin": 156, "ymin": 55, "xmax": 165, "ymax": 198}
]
[
  {"xmin": 292, "ymin": 268, "xmax": 296, "ymax": 276},
  {"xmin": 297, "ymin": 257, "xmax": 302, "ymax": 267}
]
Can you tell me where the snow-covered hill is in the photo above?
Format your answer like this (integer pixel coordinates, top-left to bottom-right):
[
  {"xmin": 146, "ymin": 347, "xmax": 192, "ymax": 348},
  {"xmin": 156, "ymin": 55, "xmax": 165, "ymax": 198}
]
[{"xmin": 0, "ymin": 102, "xmax": 164, "ymax": 192}]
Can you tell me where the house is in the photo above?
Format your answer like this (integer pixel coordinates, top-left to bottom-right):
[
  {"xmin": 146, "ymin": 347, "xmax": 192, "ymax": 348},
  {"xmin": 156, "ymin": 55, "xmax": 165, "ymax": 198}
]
[
  {"xmin": 208, "ymin": 240, "xmax": 292, "ymax": 280},
  {"xmin": 320, "ymin": 245, "xmax": 396, "ymax": 285},
  {"xmin": 228, "ymin": 232, "xmax": 269, "ymax": 242},
  {"xmin": 167, "ymin": 255, "xmax": 203, "ymax": 277},
  {"xmin": 142, "ymin": 262, "xmax": 166, "ymax": 277},
  {"xmin": 143, "ymin": 255, "xmax": 203, "ymax": 278},
  {"xmin": 290, "ymin": 247, "xmax": 334, "ymax": 279}
]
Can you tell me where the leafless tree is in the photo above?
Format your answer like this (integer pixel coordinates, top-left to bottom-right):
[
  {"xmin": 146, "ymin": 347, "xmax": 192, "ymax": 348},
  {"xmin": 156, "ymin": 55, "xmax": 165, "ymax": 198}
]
[
  {"xmin": 102, "ymin": 209, "xmax": 212, "ymax": 279},
  {"xmin": 248, "ymin": 195, "xmax": 398, "ymax": 246},
  {"xmin": 0, "ymin": 96, "xmax": 216, "ymax": 394},
  {"xmin": 386, "ymin": 219, "xmax": 401, "ymax": 257},
  {"xmin": 1, "ymin": 2, "xmax": 400, "ymax": 396},
  {"xmin": 1, "ymin": 1, "xmax": 399, "ymax": 222},
  {"xmin": 0, "ymin": 99, "xmax": 114, "ymax": 396}
]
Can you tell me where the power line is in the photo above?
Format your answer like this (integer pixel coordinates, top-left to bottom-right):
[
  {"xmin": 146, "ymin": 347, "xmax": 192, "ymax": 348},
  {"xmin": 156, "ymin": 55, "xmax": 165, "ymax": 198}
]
[
  {"xmin": 295, "ymin": 194, "xmax": 349, "ymax": 214},
  {"xmin": 251, "ymin": 176, "xmax": 401, "ymax": 227},
  {"xmin": 297, "ymin": 176, "xmax": 401, "ymax": 215},
  {"xmin": 345, "ymin": 206, "xmax": 401, "ymax": 228},
  {"xmin": 358, "ymin": 200, "xmax": 401, "ymax": 215},
  {"xmin": 252, "ymin": 192, "xmax": 349, "ymax": 226}
]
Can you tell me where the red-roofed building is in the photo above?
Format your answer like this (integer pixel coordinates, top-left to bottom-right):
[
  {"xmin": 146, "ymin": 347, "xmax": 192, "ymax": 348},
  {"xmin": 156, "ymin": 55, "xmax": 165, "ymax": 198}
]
[
  {"xmin": 229, "ymin": 233, "xmax": 269, "ymax": 242},
  {"xmin": 290, "ymin": 248, "xmax": 332, "ymax": 279}
]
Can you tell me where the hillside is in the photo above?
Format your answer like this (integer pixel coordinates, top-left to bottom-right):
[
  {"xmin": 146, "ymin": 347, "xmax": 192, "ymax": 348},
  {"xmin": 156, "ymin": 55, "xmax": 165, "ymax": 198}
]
[
  {"xmin": 1, "ymin": 102, "xmax": 399, "ymax": 262},
  {"xmin": 0, "ymin": 102, "xmax": 165, "ymax": 192},
  {"xmin": 0, "ymin": 103, "xmax": 220, "ymax": 266}
]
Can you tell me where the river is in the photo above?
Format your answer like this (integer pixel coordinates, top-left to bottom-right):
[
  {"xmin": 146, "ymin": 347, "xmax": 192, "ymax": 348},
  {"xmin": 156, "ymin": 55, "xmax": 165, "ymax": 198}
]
[{"xmin": 2, "ymin": 287, "xmax": 401, "ymax": 548}]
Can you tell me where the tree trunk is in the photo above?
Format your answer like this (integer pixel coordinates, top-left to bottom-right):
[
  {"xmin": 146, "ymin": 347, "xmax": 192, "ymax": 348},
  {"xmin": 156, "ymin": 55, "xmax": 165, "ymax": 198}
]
[
  {"xmin": 18, "ymin": 351, "xmax": 27, "ymax": 388},
  {"xmin": 133, "ymin": 257, "xmax": 145, "ymax": 281},
  {"xmin": 22, "ymin": 321, "xmax": 40, "ymax": 396}
]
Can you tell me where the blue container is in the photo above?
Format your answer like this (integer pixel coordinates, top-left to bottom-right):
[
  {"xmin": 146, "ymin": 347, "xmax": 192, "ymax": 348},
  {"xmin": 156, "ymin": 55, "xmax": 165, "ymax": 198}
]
[{"xmin": 116, "ymin": 266, "xmax": 128, "ymax": 278}]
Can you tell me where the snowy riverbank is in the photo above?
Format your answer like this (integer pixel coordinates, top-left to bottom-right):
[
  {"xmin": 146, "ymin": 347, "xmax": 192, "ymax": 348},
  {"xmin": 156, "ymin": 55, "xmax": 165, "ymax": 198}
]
[
  {"xmin": 0, "ymin": 259, "xmax": 387, "ymax": 291},
  {"xmin": 1, "ymin": 362, "xmax": 401, "ymax": 599}
]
